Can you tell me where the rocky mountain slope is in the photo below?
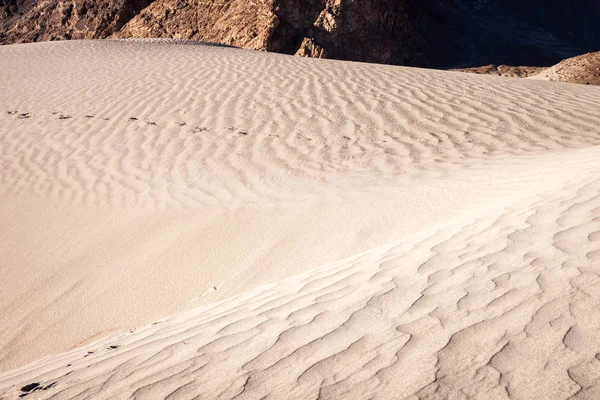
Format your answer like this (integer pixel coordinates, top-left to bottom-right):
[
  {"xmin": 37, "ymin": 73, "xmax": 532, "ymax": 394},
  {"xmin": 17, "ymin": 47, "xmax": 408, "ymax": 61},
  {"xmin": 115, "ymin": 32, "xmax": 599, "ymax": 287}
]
[
  {"xmin": 456, "ymin": 51, "xmax": 600, "ymax": 86},
  {"xmin": 454, "ymin": 64, "xmax": 546, "ymax": 79},
  {"xmin": 532, "ymin": 51, "xmax": 600, "ymax": 86},
  {"xmin": 0, "ymin": 0, "xmax": 154, "ymax": 43},
  {"xmin": 1, "ymin": 0, "xmax": 600, "ymax": 69}
]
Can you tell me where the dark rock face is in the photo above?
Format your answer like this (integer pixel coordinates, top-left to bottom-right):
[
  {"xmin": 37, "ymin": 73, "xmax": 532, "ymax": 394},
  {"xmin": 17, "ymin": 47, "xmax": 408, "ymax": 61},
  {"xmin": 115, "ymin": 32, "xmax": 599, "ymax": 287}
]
[
  {"xmin": 269, "ymin": 0, "xmax": 437, "ymax": 67},
  {"xmin": 433, "ymin": 0, "xmax": 600, "ymax": 67},
  {"xmin": 269, "ymin": 0, "xmax": 600, "ymax": 67},
  {"xmin": 1, "ymin": 0, "xmax": 600, "ymax": 69}
]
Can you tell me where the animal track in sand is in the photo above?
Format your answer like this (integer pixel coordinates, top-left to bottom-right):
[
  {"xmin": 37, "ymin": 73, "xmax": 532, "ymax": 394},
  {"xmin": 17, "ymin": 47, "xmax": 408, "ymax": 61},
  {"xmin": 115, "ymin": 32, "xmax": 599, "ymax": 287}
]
[{"xmin": 18, "ymin": 381, "xmax": 57, "ymax": 398}]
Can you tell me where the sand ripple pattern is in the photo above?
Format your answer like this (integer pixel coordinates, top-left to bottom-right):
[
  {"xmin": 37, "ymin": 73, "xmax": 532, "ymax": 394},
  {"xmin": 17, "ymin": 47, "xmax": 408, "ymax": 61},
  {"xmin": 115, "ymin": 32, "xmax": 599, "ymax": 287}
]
[
  {"xmin": 1, "ymin": 41, "xmax": 600, "ymax": 208},
  {"xmin": 2, "ymin": 41, "xmax": 600, "ymax": 399},
  {"xmin": 2, "ymin": 161, "xmax": 600, "ymax": 399}
]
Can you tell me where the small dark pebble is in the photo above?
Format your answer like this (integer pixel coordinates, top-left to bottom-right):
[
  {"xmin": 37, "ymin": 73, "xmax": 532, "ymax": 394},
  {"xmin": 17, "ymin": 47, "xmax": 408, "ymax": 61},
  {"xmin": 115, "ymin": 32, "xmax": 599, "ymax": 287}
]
[
  {"xmin": 108, "ymin": 345, "xmax": 120, "ymax": 349},
  {"xmin": 238, "ymin": 131, "xmax": 248, "ymax": 136},
  {"xmin": 129, "ymin": 117, "xmax": 138, "ymax": 121}
]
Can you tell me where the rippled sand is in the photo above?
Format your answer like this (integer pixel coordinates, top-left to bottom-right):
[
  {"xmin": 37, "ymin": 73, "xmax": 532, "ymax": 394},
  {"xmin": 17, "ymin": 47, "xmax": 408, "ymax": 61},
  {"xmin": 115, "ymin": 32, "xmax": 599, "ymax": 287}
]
[{"xmin": 1, "ymin": 40, "xmax": 600, "ymax": 399}]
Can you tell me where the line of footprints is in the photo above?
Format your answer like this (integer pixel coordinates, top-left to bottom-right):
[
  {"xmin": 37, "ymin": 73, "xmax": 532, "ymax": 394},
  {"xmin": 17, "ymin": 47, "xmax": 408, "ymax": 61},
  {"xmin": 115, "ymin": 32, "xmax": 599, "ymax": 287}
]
[{"xmin": 5, "ymin": 110, "xmax": 251, "ymax": 136}]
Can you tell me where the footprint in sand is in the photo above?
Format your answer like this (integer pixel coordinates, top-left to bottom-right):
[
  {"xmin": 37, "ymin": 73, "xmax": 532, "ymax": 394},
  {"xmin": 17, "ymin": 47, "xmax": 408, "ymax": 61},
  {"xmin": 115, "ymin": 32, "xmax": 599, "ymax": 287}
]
[{"xmin": 19, "ymin": 381, "xmax": 57, "ymax": 397}]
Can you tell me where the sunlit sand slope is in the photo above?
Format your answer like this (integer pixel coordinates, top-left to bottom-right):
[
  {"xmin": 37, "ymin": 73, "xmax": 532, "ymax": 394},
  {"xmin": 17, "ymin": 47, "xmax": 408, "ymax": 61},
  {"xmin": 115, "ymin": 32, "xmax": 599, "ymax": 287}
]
[{"xmin": 1, "ymin": 40, "xmax": 600, "ymax": 399}]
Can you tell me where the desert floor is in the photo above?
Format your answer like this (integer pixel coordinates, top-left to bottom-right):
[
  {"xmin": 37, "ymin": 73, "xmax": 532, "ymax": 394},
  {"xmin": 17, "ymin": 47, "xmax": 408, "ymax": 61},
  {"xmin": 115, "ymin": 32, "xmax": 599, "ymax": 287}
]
[{"xmin": 1, "ymin": 40, "xmax": 600, "ymax": 399}]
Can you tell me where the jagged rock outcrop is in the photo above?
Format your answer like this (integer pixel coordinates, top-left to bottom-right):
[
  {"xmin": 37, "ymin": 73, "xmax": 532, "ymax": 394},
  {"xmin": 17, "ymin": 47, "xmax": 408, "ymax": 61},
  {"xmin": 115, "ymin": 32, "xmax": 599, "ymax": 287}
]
[
  {"xmin": 266, "ymin": 0, "xmax": 435, "ymax": 66},
  {"xmin": 112, "ymin": 0, "xmax": 275, "ymax": 50},
  {"xmin": 111, "ymin": 0, "xmax": 434, "ymax": 66},
  {"xmin": 532, "ymin": 51, "xmax": 600, "ymax": 86},
  {"xmin": 0, "ymin": 0, "xmax": 154, "ymax": 43},
  {"xmin": 2, "ymin": 0, "xmax": 600, "ymax": 69},
  {"xmin": 455, "ymin": 51, "xmax": 600, "ymax": 86},
  {"xmin": 295, "ymin": 37, "xmax": 327, "ymax": 58}
]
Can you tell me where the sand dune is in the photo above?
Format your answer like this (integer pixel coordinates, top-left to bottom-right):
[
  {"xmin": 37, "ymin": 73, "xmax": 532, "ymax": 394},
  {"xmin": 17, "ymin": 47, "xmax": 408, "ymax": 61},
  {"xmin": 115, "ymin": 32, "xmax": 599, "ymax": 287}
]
[{"xmin": 1, "ymin": 40, "xmax": 600, "ymax": 399}]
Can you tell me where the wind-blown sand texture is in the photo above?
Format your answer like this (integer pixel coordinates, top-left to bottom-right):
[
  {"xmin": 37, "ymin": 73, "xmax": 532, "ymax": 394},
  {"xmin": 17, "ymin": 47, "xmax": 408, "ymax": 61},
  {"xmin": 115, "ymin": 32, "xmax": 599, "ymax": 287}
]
[{"xmin": 1, "ymin": 39, "xmax": 600, "ymax": 399}]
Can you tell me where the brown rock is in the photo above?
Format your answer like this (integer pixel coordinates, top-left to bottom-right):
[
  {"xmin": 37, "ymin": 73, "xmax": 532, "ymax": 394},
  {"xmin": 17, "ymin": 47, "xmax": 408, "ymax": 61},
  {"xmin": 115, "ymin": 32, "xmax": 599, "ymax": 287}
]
[
  {"xmin": 112, "ymin": 0, "xmax": 435, "ymax": 66},
  {"xmin": 533, "ymin": 51, "xmax": 600, "ymax": 86},
  {"xmin": 112, "ymin": 0, "xmax": 275, "ymax": 50},
  {"xmin": 0, "ymin": 0, "xmax": 156, "ymax": 44},
  {"xmin": 294, "ymin": 37, "xmax": 326, "ymax": 58},
  {"xmin": 454, "ymin": 65, "xmax": 546, "ymax": 79}
]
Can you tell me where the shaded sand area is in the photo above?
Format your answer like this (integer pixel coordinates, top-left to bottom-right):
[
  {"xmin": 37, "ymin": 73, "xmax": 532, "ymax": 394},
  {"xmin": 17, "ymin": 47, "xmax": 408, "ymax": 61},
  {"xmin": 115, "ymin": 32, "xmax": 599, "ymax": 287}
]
[{"xmin": 1, "ymin": 40, "xmax": 600, "ymax": 399}]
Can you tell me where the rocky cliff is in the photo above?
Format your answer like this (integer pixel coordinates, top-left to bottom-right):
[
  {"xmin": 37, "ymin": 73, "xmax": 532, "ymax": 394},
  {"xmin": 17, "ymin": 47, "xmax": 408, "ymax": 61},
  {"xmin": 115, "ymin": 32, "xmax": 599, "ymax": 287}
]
[
  {"xmin": 113, "ymin": 0, "xmax": 439, "ymax": 66},
  {"xmin": 2, "ymin": 0, "xmax": 600, "ymax": 69},
  {"xmin": 0, "ymin": 0, "xmax": 154, "ymax": 43}
]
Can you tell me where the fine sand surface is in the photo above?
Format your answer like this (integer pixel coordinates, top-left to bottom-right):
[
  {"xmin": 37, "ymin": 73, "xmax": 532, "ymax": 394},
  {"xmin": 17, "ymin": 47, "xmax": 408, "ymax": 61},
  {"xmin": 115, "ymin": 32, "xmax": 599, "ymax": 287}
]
[{"xmin": 1, "ymin": 40, "xmax": 600, "ymax": 399}]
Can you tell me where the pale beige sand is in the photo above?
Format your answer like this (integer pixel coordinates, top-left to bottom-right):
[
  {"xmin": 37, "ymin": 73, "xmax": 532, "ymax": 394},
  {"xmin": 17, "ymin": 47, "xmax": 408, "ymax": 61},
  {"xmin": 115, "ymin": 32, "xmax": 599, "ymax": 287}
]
[{"xmin": 1, "ymin": 40, "xmax": 600, "ymax": 399}]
